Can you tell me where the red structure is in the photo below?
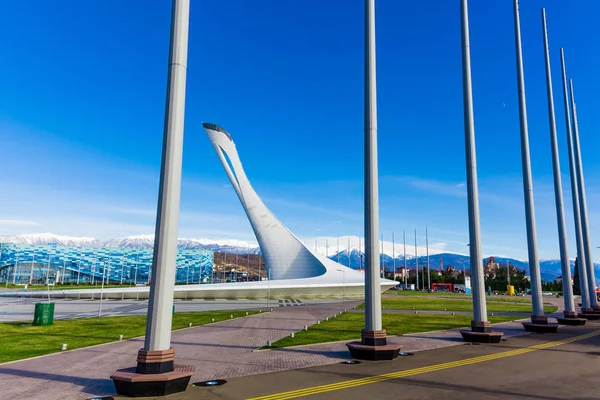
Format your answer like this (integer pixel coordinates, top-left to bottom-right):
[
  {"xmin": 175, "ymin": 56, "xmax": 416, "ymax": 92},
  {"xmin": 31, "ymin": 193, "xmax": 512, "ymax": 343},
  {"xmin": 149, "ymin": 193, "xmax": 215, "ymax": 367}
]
[{"xmin": 431, "ymin": 283, "xmax": 453, "ymax": 292}]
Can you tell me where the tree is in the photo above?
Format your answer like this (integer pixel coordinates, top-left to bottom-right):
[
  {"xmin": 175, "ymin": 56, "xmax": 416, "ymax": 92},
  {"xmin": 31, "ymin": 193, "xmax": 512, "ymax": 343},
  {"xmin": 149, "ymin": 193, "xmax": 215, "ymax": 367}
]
[{"xmin": 573, "ymin": 257, "xmax": 581, "ymax": 295}]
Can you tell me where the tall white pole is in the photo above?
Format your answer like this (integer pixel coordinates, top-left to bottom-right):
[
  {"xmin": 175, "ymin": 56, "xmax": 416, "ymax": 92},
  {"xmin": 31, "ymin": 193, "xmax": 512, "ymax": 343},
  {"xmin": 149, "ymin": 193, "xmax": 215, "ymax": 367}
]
[
  {"xmin": 392, "ymin": 232, "xmax": 396, "ymax": 282},
  {"xmin": 541, "ymin": 9, "xmax": 575, "ymax": 316},
  {"xmin": 144, "ymin": 0, "xmax": 190, "ymax": 352},
  {"xmin": 460, "ymin": 0, "xmax": 488, "ymax": 326},
  {"xmin": 513, "ymin": 0, "xmax": 544, "ymax": 320},
  {"xmin": 426, "ymin": 227, "xmax": 430, "ymax": 291},
  {"xmin": 380, "ymin": 234, "xmax": 384, "ymax": 279},
  {"xmin": 363, "ymin": 0, "xmax": 382, "ymax": 332},
  {"xmin": 348, "ymin": 237, "xmax": 351, "ymax": 268},
  {"xmin": 560, "ymin": 49, "xmax": 590, "ymax": 310},
  {"xmin": 403, "ymin": 231, "xmax": 407, "ymax": 287},
  {"xmin": 414, "ymin": 229, "xmax": 418, "ymax": 290},
  {"xmin": 569, "ymin": 80, "xmax": 598, "ymax": 308}
]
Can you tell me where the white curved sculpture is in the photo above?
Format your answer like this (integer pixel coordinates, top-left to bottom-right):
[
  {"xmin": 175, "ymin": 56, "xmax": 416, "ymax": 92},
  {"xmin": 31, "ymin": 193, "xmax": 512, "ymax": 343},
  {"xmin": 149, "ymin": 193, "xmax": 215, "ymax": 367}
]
[{"xmin": 202, "ymin": 122, "xmax": 372, "ymax": 286}]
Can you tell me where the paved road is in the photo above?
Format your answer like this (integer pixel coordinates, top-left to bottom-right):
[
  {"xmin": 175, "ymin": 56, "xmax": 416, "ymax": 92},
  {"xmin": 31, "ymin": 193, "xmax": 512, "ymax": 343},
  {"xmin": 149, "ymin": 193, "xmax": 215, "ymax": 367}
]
[
  {"xmin": 0, "ymin": 296, "xmax": 337, "ymax": 322},
  {"xmin": 174, "ymin": 321, "xmax": 600, "ymax": 400},
  {"xmin": 0, "ymin": 300, "xmax": 531, "ymax": 400}
]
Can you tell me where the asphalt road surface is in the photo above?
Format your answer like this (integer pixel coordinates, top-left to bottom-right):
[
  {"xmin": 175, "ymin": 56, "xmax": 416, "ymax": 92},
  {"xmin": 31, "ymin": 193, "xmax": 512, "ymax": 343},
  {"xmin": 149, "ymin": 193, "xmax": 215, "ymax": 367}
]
[{"xmin": 161, "ymin": 321, "xmax": 600, "ymax": 400}]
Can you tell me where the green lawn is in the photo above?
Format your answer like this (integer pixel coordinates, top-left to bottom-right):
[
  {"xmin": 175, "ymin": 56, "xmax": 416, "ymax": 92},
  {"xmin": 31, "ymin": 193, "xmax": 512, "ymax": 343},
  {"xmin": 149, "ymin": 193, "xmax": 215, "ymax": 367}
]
[
  {"xmin": 392, "ymin": 292, "xmax": 543, "ymax": 304},
  {"xmin": 268, "ymin": 312, "xmax": 519, "ymax": 349},
  {"xmin": 0, "ymin": 310, "xmax": 258, "ymax": 363},
  {"xmin": 359, "ymin": 297, "xmax": 557, "ymax": 313}
]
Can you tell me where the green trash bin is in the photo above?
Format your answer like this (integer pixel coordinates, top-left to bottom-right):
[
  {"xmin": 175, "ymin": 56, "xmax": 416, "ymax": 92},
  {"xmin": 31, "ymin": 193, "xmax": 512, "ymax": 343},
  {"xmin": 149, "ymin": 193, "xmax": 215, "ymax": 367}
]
[{"xmin": 33, "ymin": 302, "xmax": 55, "ymax": 326}]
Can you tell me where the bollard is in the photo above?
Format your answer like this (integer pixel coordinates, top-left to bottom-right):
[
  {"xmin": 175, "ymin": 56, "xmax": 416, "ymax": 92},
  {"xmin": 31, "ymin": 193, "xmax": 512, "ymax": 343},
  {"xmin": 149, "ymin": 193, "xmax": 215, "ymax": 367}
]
[
  {"xmin": 61, "ymin": 344, "xmax": 67, "ymax": 351},
  {"xmin": 291, "ymin": 332, "xmax": 295, "ymax": 338},
  {"xmin": 491, "ymin": 313, "xmax": 494, "ymax": 316},
  {"xmin": 414, "ymin": 311, "xmax": 418, "ymax": 314},
  {"xmin": 452, "ymin": 312, "xmax": 455, "ymax": 316},
  {"xmin": 304, "ymin": 325, "xmax": 308, "ymax": 331},
  {"xmin": 270, "ymin": 308, "xmax": 273, "ymax": 312},
  {"xmin": 188, "ymin": 323, "xmax": 192, "ymax": 327},
  {"xmin": 444, "ymin": 308, "xmax": 446, "ymax": 311},
  {"xmin": 230, "ymin": 315, "xmax": 233, "ymax": 319},
  {"xmin": 211, "ymin": 318, "xmax": 215, "ymax": 322},
  {"xmin": 118, "ymin": 334, "xmax": 123, "ymax": 341},
  {"xmin": 259, "ymin": 310, "xmax": 262, "ymax": 313},
  {"xmin": 325, "ymin": 317, "xmax": 329, "ymax": 321},
  {"xmin": 317, "ymin": 320, "xmax": 320, "ymax": 324},
  {"xmin": 246, "ymin": 311, "xmax": 249, "ymax": 315},
  {"xmin": 266, "ymin": 340, "xmax": 271, "ymax": 347}
]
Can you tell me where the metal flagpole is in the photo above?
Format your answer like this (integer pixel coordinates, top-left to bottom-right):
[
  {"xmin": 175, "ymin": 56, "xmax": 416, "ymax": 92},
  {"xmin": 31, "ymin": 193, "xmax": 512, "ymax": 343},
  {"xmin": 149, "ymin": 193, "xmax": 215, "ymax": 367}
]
[
  {"xmin": 414, "ymin": 229, "xmax": 418, "ymax": 290},
  {"xmin": 111, "ymin": 1, "xmax": 195, "ymax": 395},
  {"xmin": 403, "ymin": 231, "xmax": 407, "ymax": 287},
  {"xmin": 426, "ymin": 227, "xmax": 430, "ymax": 291},
  {"xmin": 392, "ymin": 232, "xmax": 396, "ymax": 283},
  {"xmin": 560, "ymin": 50, "xmax": 590, "ymax": 311},
  {"xmin": 569, "ymin": 79, "xmax": 598, "ymax": 309},
  {"xmin": 380, "ymin": 234, "xmax": 384, "ymax": 279},
  {"xmin": 348, "ymin": 0, "xmax": 401, "ymax": 360},
  {"xmin": 541, "ymin": 9, "xmax": 576, "ymax": 318},
  {"xmin": 141, "ymin": 0, "xmax": 191, "ymax": 362},
  {"xmin": 460, "ymin": 0, "xmax": 495, "ymax": 340},
  {"xmin": 513, "ymin": 0, "xmax": 545, "ymax": 324}
]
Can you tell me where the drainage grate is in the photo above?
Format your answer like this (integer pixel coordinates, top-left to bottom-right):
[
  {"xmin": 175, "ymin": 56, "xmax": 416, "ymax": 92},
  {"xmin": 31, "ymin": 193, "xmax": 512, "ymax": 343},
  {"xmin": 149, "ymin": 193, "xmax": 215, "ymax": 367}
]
[
  {"xmin": 399, "ymin": 352, "xmax": 415, "ymax": 356},
  {"xmin": 194, "ymin": 379, "xmax": 227, "ymax": 387},
  {"xmin": 340, "ymin": 360, "xmax": 361, "ymax": 364}
]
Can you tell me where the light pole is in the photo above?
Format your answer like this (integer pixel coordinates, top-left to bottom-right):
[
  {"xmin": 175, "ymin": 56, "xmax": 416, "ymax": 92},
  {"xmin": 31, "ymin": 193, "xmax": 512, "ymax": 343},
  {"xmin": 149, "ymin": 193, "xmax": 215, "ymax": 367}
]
[{"xmin": 98, "ymin": 259, "xmax": 106, "ymax": 318}]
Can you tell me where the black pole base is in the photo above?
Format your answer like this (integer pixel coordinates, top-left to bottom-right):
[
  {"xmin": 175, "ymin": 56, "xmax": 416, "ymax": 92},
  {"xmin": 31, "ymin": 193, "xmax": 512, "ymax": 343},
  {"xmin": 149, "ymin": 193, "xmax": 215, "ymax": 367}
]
[
  {"xmin": 346, "ymin": 329, "xmax": 403, "ymax": 361},
  {"xmin": 522, "ymin": 322, "xmax": 559, "ymax": 333},
  {"xmin": 111, "ymin": 365, "xmax": 194, "ymax": 398},
  {"xmin": 460, "ymin": 330, "xmax": 503, "ymax": 343},
  {"xmin": 556, "ymin": 317, "xmax": 586, "ymax": 326}
]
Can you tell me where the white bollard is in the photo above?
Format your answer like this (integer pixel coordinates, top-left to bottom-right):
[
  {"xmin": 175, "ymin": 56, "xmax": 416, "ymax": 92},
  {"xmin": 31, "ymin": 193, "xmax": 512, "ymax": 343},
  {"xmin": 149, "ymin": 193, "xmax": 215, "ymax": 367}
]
[
  {"xmin": 211, "ymin": 318, "xmax": 215, "ymax": 322},
  {"xmin": 291, "ymin": 332, "xmax": 295, "ymax": 338},
  {"xmin": 317, "ymin": 320, "xmax": 320, "ymax": 324},
  {"xmin": 61, "ymin": 344, "xmax": 67, "ymax": 351},
  {"xmin": 118, "ymin": 334, "xmax": 123, "ymax": 341},
  {"xmin": 259, "ymin": 310, "xmax": 262, "ymax": 313},
  {"xmin": 266, "ymin": 340, "xmax": 271, "ymax": 347},
  {"xmin": 304, "ymin": 325, "xmax": 308, "ymax": 330},
  {"xmin": 188, "ymin": 323, "xmax": 192, "ymax": 327},
  {"xmin": 230, "ymin": 315, "xmax": 233, "ymax": 319},
  {"xmin": 326, "ymin": 317, "xmax": 329, "ymax": 321},
  {"xmin": 246, "ymin": 311, "xmax": 249, "ymax": 315}
]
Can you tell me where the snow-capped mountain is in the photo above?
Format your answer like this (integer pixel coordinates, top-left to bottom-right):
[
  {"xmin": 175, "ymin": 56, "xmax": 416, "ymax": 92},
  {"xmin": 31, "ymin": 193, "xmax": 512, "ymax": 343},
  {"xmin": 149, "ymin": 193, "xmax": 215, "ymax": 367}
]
[
  {"xmin": 0, "ymin": 233, "xmax": 99, "ymax": 247},
  {"xmin": 0, "ymin": 233, "xmax": 259, "ymax": 254}
]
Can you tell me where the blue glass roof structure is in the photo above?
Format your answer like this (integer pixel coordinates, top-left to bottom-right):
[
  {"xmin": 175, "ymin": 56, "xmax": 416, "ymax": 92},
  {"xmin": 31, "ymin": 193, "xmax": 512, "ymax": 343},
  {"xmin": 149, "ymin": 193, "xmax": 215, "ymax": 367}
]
[{"xmin": 0, "ymin": 243, "xmax": 213, "ymax": 285}]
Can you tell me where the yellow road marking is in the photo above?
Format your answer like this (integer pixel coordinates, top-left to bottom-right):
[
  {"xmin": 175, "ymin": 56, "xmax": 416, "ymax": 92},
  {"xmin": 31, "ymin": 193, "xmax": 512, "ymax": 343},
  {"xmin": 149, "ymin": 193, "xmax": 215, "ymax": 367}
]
[{"xmin": 248, "ymin": 330, "xmax": 600, "ymax": 400}]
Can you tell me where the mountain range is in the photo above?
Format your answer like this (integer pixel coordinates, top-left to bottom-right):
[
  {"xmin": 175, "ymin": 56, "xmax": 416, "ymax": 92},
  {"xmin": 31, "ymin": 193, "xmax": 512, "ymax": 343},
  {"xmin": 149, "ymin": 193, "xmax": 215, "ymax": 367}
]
[{"xmin": 1, "ymin": 233, "xmax": 598, "ymax": 283}]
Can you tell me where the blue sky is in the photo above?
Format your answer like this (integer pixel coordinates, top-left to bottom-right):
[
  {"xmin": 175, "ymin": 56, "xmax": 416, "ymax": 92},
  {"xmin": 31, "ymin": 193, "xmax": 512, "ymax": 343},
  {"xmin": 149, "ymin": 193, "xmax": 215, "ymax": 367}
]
[{"xmin": 0, "ymin": 0, "xmax": 598, "ymax": 260}]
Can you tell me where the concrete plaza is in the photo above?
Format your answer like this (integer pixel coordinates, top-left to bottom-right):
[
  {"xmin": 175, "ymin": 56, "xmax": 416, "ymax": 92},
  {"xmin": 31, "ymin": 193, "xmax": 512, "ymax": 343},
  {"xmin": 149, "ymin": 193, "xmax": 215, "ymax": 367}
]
[{"xmin": 0, "ymin": 297, "xmax": 540, "ymax": 400}]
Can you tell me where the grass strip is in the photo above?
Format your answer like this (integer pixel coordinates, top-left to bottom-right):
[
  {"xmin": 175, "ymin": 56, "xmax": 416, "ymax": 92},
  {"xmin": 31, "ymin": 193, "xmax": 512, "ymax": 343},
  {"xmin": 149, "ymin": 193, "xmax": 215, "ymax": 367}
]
[
  {"xmin": 361, "ymin": 297, "xmax": 557, "ymax": 313},
  {"xmin": 0, "ymin": 310, "xmax": 258, "ymax": 363},
  {"xmin": 268, "ymin": 312, "xmax": 518, "ymax": 349}
]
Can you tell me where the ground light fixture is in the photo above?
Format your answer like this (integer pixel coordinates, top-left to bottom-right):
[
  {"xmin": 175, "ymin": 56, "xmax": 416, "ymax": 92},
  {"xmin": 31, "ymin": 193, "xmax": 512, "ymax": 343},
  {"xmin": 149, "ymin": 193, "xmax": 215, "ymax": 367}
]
[
  {"xmin": 340, "ymin": 360, "xmax": 361, "ymax": 364},
  {"xmin": 193, "ymin": 379, "xmax": 227, "ymax": 387}
]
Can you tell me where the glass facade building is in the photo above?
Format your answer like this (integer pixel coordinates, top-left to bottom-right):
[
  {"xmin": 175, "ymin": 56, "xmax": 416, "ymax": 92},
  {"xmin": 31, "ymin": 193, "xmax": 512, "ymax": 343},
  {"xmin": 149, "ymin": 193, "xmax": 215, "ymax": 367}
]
[{"xmin": 0, "ymin": 243, "xmax": 213, "ymax": 285}]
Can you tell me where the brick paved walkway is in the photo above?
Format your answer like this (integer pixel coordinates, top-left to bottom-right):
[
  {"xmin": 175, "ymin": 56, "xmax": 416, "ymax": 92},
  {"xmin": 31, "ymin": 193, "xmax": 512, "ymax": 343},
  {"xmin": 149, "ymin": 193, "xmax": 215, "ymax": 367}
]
[{"xmin": 0, "ymin": 301, "xmax": 531, "ymax": 400}]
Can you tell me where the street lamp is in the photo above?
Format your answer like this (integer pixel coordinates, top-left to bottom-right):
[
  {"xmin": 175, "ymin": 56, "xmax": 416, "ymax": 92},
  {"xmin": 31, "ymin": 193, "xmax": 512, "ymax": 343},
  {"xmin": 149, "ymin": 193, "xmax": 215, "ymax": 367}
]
[
  {"xmin": 98, "ymin": 259, "xmax": 107, "ymax": 317},
  {"xmin": 337, "ymin": 269, "xmax": 346, "ymax": 305}
]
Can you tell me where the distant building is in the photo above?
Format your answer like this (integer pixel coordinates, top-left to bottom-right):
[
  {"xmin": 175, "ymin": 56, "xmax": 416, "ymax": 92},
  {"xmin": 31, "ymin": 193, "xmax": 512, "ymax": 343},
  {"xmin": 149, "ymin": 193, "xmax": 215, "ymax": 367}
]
[{"xmin": 0, "ymin": 243, "xmax": 213, "ymax": 285}]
